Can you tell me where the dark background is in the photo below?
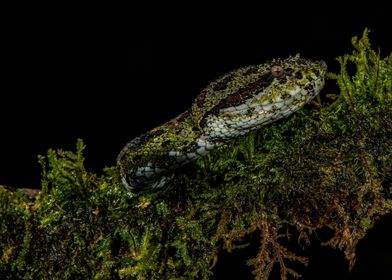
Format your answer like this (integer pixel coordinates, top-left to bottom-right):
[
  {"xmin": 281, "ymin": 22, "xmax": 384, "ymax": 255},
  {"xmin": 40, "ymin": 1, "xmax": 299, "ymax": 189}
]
[{"xmin": 1, "ymin": 4, "xmax": 391, "ymax": 280}]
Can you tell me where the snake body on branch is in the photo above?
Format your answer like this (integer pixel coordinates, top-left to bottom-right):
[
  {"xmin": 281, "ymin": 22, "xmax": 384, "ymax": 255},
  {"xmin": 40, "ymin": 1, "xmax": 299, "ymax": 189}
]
[{"xmin": 118, "ymin": 55, "xmax": 327, "ymax": 191}]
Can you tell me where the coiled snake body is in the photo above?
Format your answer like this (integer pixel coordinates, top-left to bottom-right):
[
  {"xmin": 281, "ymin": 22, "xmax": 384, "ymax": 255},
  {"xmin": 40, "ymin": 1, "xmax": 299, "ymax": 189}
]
[{"xmin": 118, "ymin": 55, "xmax": 326, "ymax": 191}]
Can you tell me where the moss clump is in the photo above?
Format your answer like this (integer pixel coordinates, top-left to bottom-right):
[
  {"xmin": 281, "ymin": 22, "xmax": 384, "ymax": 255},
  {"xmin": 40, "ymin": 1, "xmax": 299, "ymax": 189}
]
[{"xmin": 1, "ymin": 29, "xmax": 391, "ymax": 280}]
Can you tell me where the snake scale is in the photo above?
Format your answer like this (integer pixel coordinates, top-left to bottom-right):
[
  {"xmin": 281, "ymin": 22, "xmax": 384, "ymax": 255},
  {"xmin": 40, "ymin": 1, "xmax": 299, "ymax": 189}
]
[{"xmin": 118, "ymin": 55, "xmax": 327, "ymax": 191}]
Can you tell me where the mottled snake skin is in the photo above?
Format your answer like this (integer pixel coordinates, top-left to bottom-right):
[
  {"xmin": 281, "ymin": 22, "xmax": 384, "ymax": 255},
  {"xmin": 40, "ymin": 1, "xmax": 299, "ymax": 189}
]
[{"xmin": 118, "ymin": 55, "xmax": 327, "ymax": 191}]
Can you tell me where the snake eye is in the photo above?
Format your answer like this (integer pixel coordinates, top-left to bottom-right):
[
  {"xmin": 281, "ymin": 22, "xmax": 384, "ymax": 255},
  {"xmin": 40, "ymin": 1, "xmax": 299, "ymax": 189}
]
[{"xmin": 271, "ymin": 65, "xmax": 285, "ymax": 78}]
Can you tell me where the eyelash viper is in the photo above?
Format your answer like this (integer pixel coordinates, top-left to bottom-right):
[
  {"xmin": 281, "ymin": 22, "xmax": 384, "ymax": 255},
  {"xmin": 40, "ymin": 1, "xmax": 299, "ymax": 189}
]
[{"xmin": 117, "ymin": 55, "xmax": 327, "ymax": 191}]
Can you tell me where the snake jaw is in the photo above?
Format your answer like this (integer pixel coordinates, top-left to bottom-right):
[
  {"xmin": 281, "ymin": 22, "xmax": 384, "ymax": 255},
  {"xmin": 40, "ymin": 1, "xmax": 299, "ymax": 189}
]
[{"xmin": 118, "ymin": 56, "xmax": 327, "ymax": 191}]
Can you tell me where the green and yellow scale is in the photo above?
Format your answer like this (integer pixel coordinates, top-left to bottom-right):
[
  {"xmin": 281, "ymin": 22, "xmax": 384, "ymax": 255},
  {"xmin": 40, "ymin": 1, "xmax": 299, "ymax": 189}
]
[{"xmin": 117, "ymin": 55, "xmax": 327, "ymax": 191}]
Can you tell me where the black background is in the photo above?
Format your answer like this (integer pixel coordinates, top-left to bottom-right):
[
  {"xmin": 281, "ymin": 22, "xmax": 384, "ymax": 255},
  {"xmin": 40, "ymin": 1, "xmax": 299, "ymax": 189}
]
[{"xmin": 1, "ymin": 3, "xmax": 391, "ymax": 280}]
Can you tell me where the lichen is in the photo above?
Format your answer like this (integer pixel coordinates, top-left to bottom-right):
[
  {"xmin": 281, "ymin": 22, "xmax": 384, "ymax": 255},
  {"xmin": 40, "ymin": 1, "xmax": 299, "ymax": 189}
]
[{"xmin": 1, "ymin": 29, "xmax": 391, "ymax": 280}]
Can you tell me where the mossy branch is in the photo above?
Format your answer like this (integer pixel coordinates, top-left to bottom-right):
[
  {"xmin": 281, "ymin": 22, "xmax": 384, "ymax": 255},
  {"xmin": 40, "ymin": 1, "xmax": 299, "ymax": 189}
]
[{"xmin": 1, "ymin": 29, "xmax": 391, "ymax": 280}]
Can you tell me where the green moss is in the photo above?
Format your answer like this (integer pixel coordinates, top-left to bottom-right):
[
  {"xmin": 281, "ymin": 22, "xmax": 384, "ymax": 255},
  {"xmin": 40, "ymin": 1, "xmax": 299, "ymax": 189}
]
[{"xmin": 1, "ymin": 29, "xmax": 391, "ymax": 280}]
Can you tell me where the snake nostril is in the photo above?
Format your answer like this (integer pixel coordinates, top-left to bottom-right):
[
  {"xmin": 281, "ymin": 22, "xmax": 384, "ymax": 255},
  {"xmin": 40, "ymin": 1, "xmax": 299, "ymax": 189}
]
[{"xmin": 295, "ymin": 71, "xmax": 303, "ymax": 79}]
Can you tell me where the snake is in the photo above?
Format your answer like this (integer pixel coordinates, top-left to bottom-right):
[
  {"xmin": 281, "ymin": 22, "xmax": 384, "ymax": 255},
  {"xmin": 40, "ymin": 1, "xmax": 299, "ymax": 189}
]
[{"xmin": 117, "ymin": 55, "xmax": 327, "ymax": 191}]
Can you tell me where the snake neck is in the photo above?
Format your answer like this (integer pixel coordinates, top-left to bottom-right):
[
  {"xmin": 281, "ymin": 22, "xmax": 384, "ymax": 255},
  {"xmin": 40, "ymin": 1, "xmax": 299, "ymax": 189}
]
[{"xmin": 117, "ymin": 110, "xmax": 218, "ymax": 190}]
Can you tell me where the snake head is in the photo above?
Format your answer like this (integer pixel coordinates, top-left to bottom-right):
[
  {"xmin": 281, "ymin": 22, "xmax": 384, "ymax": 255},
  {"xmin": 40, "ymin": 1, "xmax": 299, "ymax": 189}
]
[
  {"xmin": 118, "ymin": 55, "xmax": 327, "ymax": 192},
  {"xmin": 252, "ymin": 54, "xmax": 327, "ymax": 110},
  {"xmin": 268, "ymin": 54, "xmax": 327, "ymax": 101},
  {"xmin": 200, "ymin": 55, "xmax": 327, "ymax": 141}
]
